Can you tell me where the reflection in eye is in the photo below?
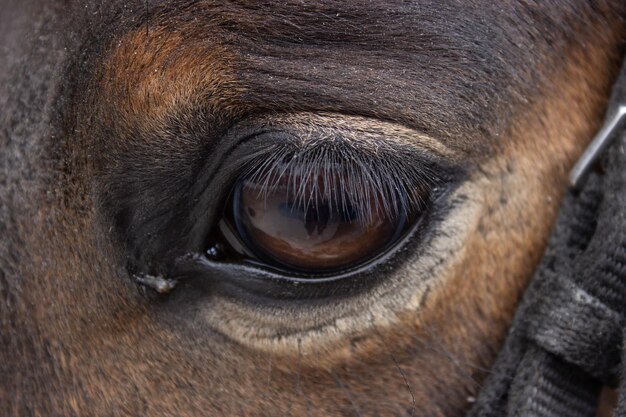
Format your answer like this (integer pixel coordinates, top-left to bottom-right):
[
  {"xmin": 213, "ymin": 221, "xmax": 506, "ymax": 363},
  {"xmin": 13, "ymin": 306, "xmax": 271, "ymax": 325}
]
[
  {"xmin": 208, "ymin": 139, "xmax": 446, "ymax": 279},
  {"xmin": 232, "ymin": 172, "xmax": 408, "ymax": 272}
]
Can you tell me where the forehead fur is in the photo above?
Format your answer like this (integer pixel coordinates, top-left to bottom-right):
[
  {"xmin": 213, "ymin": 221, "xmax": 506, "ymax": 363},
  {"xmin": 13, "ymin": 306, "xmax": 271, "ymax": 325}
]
[{"xmin": 58, "ymin": 0, "xmax": 625, "ymax": 157}]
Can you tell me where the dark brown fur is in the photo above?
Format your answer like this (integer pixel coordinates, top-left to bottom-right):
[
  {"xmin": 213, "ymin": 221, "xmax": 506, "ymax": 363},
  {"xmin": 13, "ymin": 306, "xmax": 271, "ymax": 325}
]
[{"xmin": 1, "ymin": 1, "xmax": 625, "ymax": 416}]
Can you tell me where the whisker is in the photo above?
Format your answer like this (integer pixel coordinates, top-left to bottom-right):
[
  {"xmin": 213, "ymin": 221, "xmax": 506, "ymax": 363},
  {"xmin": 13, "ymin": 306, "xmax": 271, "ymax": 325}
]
[
  {"xmin": 391, "ymin": 351, "xmax": 417, "ymax": 417},
  {"xmin": 296, "ymin": 339, "xmax": 313, "ymax": 417},
  {"xmin": 370, "ymin": 314, "xmax": 417, "ymax": 417},
  {"xmin": 263, "ymin": 350, "xmax": 274, "ymax": 409}
]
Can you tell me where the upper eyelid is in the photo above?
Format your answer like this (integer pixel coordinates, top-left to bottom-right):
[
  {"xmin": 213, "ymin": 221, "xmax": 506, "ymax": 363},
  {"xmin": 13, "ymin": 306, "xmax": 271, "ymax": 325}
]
[{"xmin": 232, "ymin": 112, "xmax": 457, "ymax": 158}]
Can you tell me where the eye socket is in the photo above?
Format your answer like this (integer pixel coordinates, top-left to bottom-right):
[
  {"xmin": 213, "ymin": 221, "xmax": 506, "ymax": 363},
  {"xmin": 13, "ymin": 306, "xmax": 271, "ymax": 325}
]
[
  {"xmin": 121, "ymin": 120, "xmax": 458, "ymax": 303},
  {"xmin": 230, "ymin": 171, "xmax": 408, "ymax": 273}
]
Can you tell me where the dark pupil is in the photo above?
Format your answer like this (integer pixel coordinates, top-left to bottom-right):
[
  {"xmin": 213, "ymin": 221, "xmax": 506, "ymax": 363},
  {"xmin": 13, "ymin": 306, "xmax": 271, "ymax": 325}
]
[
  {"xmin": 233, "ymin": 175, "xmax": 403, "ymax": 273},
  {"xmin": 278, "ymin": 201, "xmax": 358, "ymax": 235}
]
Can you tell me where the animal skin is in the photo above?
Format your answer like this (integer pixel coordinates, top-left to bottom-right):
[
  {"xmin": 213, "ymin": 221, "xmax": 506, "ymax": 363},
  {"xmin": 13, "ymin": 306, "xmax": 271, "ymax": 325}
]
[{"xmin": 1, "ymin": 1, "xmax": 625, "ymax": 416}]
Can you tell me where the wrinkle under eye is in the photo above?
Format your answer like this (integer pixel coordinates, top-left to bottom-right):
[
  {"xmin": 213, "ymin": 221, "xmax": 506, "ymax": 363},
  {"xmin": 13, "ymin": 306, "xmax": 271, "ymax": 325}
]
[{"xmin": 232, "ymin": 172, "xmax": 407, "ymax": 272}]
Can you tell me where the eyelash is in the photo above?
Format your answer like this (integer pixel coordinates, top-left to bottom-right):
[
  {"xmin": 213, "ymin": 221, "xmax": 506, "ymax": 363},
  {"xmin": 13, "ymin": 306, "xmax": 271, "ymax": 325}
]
[{"xmin": 237, "ymin": 139, "xmax": 444, "ymax": 224}]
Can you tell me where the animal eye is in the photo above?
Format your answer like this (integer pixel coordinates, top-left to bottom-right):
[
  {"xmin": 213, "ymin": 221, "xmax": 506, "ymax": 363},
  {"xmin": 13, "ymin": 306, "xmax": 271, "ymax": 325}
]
[
  {"xmin": 227, "ymin": 170, "xmax": 410, "ymax": 273},
  {"xmin": 206, "ymin": 137, "xmax": 443, "ymax": 281}
]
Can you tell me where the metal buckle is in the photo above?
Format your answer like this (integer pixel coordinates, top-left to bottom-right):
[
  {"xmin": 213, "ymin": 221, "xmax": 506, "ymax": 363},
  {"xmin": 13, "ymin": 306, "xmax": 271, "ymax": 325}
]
[{"xmin": 570, "ymin": 105, "xmax": 626, "ymax": 189}]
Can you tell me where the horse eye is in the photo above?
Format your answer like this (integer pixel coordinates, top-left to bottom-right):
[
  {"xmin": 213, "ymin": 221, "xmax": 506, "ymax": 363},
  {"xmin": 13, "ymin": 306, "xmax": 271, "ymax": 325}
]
[{"xmin": 224, "ymin": 170, "xmax": 411, "ymax": 274}]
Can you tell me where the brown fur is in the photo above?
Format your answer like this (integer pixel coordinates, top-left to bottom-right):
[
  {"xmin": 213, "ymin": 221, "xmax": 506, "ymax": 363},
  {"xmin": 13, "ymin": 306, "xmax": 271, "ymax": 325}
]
[
  {"xmin": 98, "ymin": 27, "xmax": 244, "ymax": 139},
  {"xmin": 1, "ymin": 1, "xmax": 625, "ymax": 416}
]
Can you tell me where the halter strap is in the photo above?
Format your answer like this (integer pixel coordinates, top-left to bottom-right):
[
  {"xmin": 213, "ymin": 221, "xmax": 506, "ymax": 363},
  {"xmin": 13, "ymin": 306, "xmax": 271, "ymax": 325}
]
[{"xmin": 468, "ymin": 59, "xmax": 626, "ymax": 417}]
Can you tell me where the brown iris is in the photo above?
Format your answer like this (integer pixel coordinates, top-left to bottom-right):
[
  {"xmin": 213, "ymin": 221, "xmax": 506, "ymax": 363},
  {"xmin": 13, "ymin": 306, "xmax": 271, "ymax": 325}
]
[{"xmin": 231, "ymin": 173, "xmax": 406, "ymax": 273}]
